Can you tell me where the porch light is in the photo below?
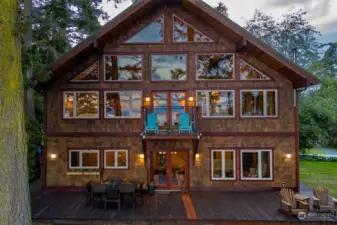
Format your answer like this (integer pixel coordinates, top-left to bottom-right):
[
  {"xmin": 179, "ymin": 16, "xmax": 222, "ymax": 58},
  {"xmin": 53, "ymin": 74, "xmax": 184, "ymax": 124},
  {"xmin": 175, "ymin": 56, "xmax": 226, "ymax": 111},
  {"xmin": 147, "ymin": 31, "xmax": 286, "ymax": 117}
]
[
  {"xmin": 286, "ymin": 154, "xmax": 291, "ymax": 159},
  {"xmin": 50, "ymin": 153, "xmax": 57, "ymax": 159},
  {"xmin": 140, "ymin": 154, "xmax": 144, "ymax": 159},
  {"xmin": 188, "ymin": 97, "xmax": 194, "ymax": 102},
  {"xmin": 195, "ymin": 153, "xmax": 200, "ymax": 159},
  {"xmin": 145, "ymin": 96, "xmax": 151, "ymax": 102}
]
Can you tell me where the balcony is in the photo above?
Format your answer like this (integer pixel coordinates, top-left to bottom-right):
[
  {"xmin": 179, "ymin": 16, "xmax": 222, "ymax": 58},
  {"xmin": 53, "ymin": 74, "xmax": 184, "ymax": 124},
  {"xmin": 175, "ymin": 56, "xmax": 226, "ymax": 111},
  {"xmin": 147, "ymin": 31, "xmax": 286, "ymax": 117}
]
[{"xmin": 141, "ymin": 106, "xmax": 201, "ymax": 139}]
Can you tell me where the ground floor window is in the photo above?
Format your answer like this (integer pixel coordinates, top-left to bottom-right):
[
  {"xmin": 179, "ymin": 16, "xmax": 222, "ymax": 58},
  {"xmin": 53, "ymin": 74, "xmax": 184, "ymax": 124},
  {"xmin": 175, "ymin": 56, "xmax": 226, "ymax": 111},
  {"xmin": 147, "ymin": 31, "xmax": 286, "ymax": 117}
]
[
  {"xmin": 240, "ymin": 149, "xmax": 272, "ymax": 180},
  {"xmin": 211, "ymin": 149, "xmax": 236, "ymax": 180},
  {"xmin": 104, "ymin": 150, "xmax": 128, "ymax": 169},
  {"xmin": 69, "ymin": 150, "xmax": 99, "ymax": 169}
]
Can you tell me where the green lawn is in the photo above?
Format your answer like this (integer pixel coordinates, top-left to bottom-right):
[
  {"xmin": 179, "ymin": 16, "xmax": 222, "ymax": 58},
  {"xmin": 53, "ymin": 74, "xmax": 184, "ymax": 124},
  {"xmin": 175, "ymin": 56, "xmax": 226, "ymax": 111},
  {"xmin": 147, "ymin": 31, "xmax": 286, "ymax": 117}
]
[
  {"xmin": 302, "ymin": 148, "xmax": 327, "ymax": 155},
  {"xmin": 300, "ymin": 160, "xmax": 337, "ymax": 197}
]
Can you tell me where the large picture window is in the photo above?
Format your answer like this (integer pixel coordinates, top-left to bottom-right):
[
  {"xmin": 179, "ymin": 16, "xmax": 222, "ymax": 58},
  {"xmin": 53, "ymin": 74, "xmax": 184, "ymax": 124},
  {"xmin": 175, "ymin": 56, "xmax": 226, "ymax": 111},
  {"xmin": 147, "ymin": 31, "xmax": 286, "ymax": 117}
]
[
  {"xmin": 211, "ymin": 150, "xmax": 236, "ymax": 180},
  {"xmin": 104, "ymin": 150, "xmax": 128, "ymax": 169},
  {"xmin": 105, "ymin": 91, "xmax": 142, "ymax": 118},
  {"xmin": 69, "ymin": 150, "xmax": 100, "ymax": 169},
  {"xmin": 151, "ymin": 54, "xmax": 187, "ymax": 81},
  {"xmin": 241, "ymin": 90, "xmax": 277, "ymax": 117},
  {"xmin": 63, "ymin": 91, "xmax": 99, "ymax": 119},
  {"xmin": 105, "ymin": 55, "xmax": 142, "ymax": 81},
  {"xmin": 196, "ymin": 54, "xmax": 234, "ymax": 80},
  {"xmin": 240, "ymin": 150, "xmax": 272, "ymax": 180},
  {"xmin": 196, "ymin": 90, "xmax": 234, "ymax": 117}
]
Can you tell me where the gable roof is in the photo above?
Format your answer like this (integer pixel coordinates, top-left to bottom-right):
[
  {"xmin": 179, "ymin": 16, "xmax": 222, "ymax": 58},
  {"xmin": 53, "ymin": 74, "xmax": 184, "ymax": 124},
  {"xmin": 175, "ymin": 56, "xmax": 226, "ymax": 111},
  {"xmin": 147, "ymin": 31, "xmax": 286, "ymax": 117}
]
[{"xmin": 50, "ymin": 0, "xmax": 320, "ymax": 88}]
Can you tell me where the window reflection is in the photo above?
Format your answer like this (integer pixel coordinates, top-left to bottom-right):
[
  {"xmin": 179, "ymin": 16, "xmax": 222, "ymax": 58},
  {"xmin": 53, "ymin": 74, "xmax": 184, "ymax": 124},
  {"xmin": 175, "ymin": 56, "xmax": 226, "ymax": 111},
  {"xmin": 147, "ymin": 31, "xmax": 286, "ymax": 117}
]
[
  {"xmin": 71, "ymin": 61, "xmax": 99, "ymax": 81},
  {"xmin": 76, "ymin": 93, "xmax": 99, "ymax": 118},
  {"xmin": 173, "ymin": 16, "xmax": 212, "ymax": 42},
  {"xmin": 240, "ymin": 60, "xmax": 270, "ymax": 80},
  {"xmin": 241, "ymin": 90, "xmax": 277, "ymax": 117},
  {"xmin": 197, "ymin": 91, "xmax": 234, "ymax": 117},
  {"xmin": 151, "ymin": 55, "xmax": 187, "ymax": 81},
  {"xmin": 212, "ymin": 150, "xmax": 235, "ymax": 180},
  {"xmin": 105, "ymin": 55, "xmax": 142, "ymax": 81},
  {"xmin": 64, "ymin": 93, "xmax": 74, "ymax": 118},
  {"xmin": 126, "ymin": 15, "xmax": 164, "ymax": 43},
  {"xmin": 105, "ymin": 91, "xmax": 142, "ymax": 118},
  {"xmin": 196, "ymin": 54, "xmax": 234, "ymax": 80}
]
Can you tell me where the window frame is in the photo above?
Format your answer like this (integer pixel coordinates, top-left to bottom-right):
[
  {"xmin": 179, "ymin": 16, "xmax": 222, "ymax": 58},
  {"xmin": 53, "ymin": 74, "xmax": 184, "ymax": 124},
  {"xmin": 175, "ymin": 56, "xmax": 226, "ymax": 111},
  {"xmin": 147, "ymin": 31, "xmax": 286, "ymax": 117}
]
[
  {"xmin": 196, "ymin": 90, "xmax": 235, "ymax": 118},
  {"xmin": 69, "ymin": 61, "xmax": 100, "ymax": 82},
  {"xmin": 172, "ymin": 14, "xmax": 213, "ymax": 43},
  {"xmin": 104, "ymin": 91, "xmax": 143, "ymax": 119},
  {"xmin": 63, "ymin": 91, "xmax": 100, "ymax": 119},
  {"xmin": 240, "ymin": 89, "xmax": 278, "ymax": 118},
  {"xmin": 211, "ymin": 149, "xmax": 236, "ymax": 181},
  {"xmin": 239, "ymin": 59, "xmax": 271, "ymax": 81},
  {"xmin": 195, "ymin": 53, "xmax": 236, "ymax": 81},
  {"xmin": 150, "ymin": 53, "xmax": 188, "ymax": 82},
  {"xmin": 103, "ymin": 54, "xmax": 144, "ymax": 82},
  {"xmin": 104, "ymin": 149, "xmax": 129, "ymax": 169},
  {"xmin": 68, "ymin": 149, "xmax": 100, "ymax": 170},
  {"xmin": 240, "ymin": 149, "xmax": 273, "ymax": 181}
]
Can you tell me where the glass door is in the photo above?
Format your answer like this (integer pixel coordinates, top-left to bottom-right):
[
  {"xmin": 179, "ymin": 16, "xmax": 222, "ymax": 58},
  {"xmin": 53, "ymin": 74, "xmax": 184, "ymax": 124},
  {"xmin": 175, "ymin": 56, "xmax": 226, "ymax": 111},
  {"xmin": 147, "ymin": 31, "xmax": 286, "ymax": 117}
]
[
  {"xmin": 152, "ymin": 151, "xmax": 168, "ymax": 189},
  {"xmin": 153, "ymin": 92, "xmax": 168, "ymax": 129},
  {"xmin": 170, "ymin": 151, "xmax": 188, "ymax": 189}
]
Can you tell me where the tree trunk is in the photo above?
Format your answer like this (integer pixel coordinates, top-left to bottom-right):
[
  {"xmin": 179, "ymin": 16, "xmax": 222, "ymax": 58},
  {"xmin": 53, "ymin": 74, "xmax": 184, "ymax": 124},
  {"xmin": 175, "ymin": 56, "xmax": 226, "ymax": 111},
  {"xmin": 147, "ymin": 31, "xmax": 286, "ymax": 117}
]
[
  {"xmin": 0, "ymin": 1, "xmax": 32, "ymax": 225},
  {"xmin": 24, "ymin": 0, "xmax": 35, "ymax": 120}
]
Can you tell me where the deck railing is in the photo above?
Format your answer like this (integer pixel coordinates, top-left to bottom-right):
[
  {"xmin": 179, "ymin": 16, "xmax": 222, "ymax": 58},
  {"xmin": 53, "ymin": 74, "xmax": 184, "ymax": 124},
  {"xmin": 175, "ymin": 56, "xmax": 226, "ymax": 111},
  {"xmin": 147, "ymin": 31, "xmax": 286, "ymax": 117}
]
[{"xmin": 141, "ymin": 106, "xmax": 201, "ymax": 137}]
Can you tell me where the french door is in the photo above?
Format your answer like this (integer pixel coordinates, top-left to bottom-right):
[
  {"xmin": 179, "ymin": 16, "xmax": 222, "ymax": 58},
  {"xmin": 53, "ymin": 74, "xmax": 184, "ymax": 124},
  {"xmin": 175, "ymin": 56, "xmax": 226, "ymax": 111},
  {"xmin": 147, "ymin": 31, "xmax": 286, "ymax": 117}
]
[{"xmin": 151, "ymin": 150, "xmax": 189, "ymax": 190}]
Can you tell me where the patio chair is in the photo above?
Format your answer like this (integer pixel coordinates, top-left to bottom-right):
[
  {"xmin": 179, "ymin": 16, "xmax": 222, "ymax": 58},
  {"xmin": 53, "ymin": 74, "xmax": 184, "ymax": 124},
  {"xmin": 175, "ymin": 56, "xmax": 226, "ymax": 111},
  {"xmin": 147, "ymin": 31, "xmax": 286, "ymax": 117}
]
[
  {"xmin": 179, "ymin": 113, "xmax": 193, "ymax": 134},
  {"xmin": 279, "ymin": 188, "xmax": 309, "ymax": 217},
  {"xmin": 144, "ymin": 113, "xmax": 159, "ymax": 134},
  {"xmin": 312, "ymin": 186, "xmax": 337, "ymax": 212},
  {"xmin": 85, "ymin": 182, "xmax": 94, "ymax": 205},
  {"xmin": 104, "ymin": 187, "xmax": 121, "ymax": 211},
  {"xmin": 119, "ymin": 183, "xmax": 136, "ymax": 208}
]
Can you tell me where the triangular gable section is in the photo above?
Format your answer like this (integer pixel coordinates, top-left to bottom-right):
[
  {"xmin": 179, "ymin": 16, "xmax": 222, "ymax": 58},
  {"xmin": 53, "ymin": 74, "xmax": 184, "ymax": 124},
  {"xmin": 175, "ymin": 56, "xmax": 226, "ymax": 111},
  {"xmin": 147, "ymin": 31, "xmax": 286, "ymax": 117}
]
[
  {"xmin": 125, "ymin": 15, "xmax": 164, "ymax": 43},
  {"xmin": 70, "ymin": 61, "xmax": 99, "ymax": 81},
  {"xmin": 173, "ymin": 15, "xmax": 213, "ymax": 43},
  {"xmin": 240, "ymin": 59, "xmax": 271, "ymax": 80}
]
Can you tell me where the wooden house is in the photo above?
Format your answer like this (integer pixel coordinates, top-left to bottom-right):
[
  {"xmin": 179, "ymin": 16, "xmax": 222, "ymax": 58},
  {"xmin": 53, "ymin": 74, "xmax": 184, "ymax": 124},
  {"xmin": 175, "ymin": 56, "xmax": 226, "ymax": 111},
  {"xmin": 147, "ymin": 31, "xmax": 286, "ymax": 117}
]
[{"xmin": 43, "ymin": 0, "xmax": 319, "ymax": 191}]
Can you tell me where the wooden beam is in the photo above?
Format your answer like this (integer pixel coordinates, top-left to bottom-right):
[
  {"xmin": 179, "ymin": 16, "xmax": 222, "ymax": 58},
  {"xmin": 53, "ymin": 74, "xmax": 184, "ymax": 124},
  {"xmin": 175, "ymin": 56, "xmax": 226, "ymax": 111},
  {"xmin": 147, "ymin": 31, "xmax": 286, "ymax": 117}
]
[{"xmin": 236, "ymin": 38, "xmax": 248, "ymax": 52}]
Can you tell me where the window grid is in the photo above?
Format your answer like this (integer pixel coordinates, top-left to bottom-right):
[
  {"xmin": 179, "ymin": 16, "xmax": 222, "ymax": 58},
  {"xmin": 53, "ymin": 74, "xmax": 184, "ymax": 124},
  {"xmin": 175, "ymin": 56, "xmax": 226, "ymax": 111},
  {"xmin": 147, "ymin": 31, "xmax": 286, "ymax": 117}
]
[
  {"xmin": 240, "ymin": 149, "xmax": 273, "ymax": 180},
  {"xmin": 68, "ymin": 150, "xmax": 100, "ymax": 169},
  {"xmin": 63, "ymin": 91, "xmax": 99, "ymax": 119},
  {"xmin": 104, "ymin": 150, "xmax": 128, "ymax": 169},
  {"xmin": 211, "ymin": 149, "xmax": 236, "ymax": 180}
]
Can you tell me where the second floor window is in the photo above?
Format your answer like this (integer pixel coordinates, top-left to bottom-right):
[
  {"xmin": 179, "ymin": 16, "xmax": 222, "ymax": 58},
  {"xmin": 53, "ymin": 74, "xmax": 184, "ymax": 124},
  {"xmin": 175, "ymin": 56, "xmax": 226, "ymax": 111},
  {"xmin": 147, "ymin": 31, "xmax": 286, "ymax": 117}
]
[
  {"xmin": 241, "ymin": 90, "xmax": 277, "ymax": 117},
  {"xmin": 105, "ymin": 91, "xmax": 142, "ymax": 118},
  {"xmin": 196, "ymin": 54, "xmax": 234, "ymax": 80},
  {"xmin": 151, "ymin": 54, "xmax": 187, "ymax": 81},
  {"xmin": 197, "ymin": 90, "xmax": 234, "ymax": 117},
  {"xmin": 63, "ymin": 91, "xmax": 99, "ymax": 119},
  {"xmin": 105, "ymin": 55, "xmax": 143, "ymax": 81}
]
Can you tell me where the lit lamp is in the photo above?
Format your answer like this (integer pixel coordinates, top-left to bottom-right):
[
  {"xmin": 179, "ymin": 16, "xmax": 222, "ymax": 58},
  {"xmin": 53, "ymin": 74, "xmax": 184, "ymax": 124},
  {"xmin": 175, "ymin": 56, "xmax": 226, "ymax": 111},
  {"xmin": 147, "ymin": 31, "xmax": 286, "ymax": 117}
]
[
  {"xmin": 50, "ymin": 153, "xmax": 57, "ymax": 160},
  {"xmin": 144, "ymin": 96, "xmax": 151, "ymax": 107},
  {"xmin": 195, "ymin": 153, "xmax": 200, "ymax": 159},
  {"xmin": 140, "ymin": 154, "xmax": 145, "ymax": 159},
  {"xmin": 188, "ymin": 96, "xmax": 195, "ymax": 107},
  {"xmin": 286, "ymin": 153, "xmax": 291, "ymax": 159}
]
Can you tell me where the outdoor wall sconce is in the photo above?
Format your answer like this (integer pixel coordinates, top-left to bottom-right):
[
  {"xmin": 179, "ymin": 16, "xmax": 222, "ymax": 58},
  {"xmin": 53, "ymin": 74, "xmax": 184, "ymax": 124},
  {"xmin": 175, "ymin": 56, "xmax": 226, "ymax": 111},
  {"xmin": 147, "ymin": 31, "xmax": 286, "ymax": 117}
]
[
  {"xmin": 188, "ymin": 97, "xmax": 194, "ymax": 102},
  {"xmin": 195, "ymin": 153, "xmax": 200, "ymax": 159},
  {"xmin": 145, "ymin": 96, "xmax": 151, "ymax": 102},
  {"xmin": 140, "ymin": 154, "xmax": 145, "ymax": 159},
  {"xmin": 286, "ymin": 153, "xmax": 292, "ymax": 159},
  {"xmin": 50, "ymin": 153, "xmax": 57, "ymax": 159}
]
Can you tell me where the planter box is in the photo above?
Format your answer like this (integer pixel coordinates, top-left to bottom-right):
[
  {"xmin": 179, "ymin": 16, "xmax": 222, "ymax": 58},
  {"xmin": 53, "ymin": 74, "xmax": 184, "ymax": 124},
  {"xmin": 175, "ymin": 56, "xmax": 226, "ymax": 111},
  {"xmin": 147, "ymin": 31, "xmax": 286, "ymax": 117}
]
[{"xmin": 67, "ymin": 172, "xmax": 100, "ymax": 176}]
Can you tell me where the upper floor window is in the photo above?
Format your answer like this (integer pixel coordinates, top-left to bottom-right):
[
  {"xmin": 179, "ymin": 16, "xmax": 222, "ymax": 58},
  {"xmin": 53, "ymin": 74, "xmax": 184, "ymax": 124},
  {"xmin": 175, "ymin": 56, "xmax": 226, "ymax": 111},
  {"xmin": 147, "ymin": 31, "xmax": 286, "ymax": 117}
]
[
  {"xmin": 70, "ymin": 61, "xmax": 99, "ymax": 82},
  {"xmin": 105, "ymin": 55, "xmax": 142, "ymax": 81},
  {"xmin": 241, "ymin": 90, "xmax": 277, "ymax": 118},
  {"xmin": 125, "ymin": 15, "xmax": 164, "ymax": 43},
  {"xmin": 211, "ymin": 149, "xmax": 236, "ymax": 180},
  {"xmin": 240, "ymin": 60, "xmax": 270, "ymax": 80},
  {"xmin": 151, "ymin": 54, "xmax": 187, "ymax": 81},
  {"xmin": 196, "ymin": 54, "xmax": 235, "ymax": 80},
  {"xmin": 63, "ymin": 91, "xmax": 99, "ymax": 119},
  {"xmin": 241, "ymin": 149, "xmax": 272, "ymax": 180},
  {"xmin": 173, "ymin": 15, "xmax": 213, "ymax": 43},
  {"xmin": 69, "ymin": 150, "xmax": 100, "ymax": 169},
  {"xmin": 104, "ymin": 150, "xmax": 128, "ymax": 169},
  {"xmin": 105, "ymin": 91, "xmax": 142, "ymax": 118},
  {"xmin": 196, "ymin": 90, "xmax": 234, "ymax": 117}
]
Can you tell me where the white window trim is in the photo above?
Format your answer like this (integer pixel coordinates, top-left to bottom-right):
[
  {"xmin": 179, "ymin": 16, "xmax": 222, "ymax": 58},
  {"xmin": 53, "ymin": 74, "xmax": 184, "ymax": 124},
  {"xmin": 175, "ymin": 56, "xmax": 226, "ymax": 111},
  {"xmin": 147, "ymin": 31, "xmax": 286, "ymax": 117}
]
[
  {"xmin": 239, "ymin": 59, "xmax": 271, "ymax": 81},
  {"xmin": 70, "ymin": 61, "xmax": 100, "ymax": 82},
  {"xmin": 195, "ymin": 53, "xmax": 235, "ymax": 81},
  {"xmin": 104, "ymin": 150, "xmax": 129, "ymax": 169},
  {"xmin": 211, "ymin": 149, "xmax": 236, "ymax": 180},
  {"xmin": 104, "ymin": 91, "xmax": 143, "ymax": 119},
  {"xmin": 69, "ymin": 150, "xmax": 100, "ymax": 169},
  {"xmin": 240, "ymin": 149, "xmax": 273, "ymax": 181},
  {"xmin": 240, "ymin": 89, "xmax": 278, "ymax": 118},
  {"xmin": 63, "ymin": 91, "xmax": 100, "ymax": 119},
  {"xmin": 196, "ymin": 90, "xmax": 235, "ymax": 118},
  {"xmin": 103, "ymin": 55, "xmax": 144, "ymax": 82},
  {"xmin": 151, "ymin": 54, "xmax": 188, "ymax": 81}
]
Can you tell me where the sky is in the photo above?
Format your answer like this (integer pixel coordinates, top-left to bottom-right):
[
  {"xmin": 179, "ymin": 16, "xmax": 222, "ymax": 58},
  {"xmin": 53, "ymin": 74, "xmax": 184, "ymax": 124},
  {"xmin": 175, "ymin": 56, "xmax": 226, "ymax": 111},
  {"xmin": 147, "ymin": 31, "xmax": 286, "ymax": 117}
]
[{"xmin": 101, "ymin": 0, "xmax": 337, "ymax": 43}]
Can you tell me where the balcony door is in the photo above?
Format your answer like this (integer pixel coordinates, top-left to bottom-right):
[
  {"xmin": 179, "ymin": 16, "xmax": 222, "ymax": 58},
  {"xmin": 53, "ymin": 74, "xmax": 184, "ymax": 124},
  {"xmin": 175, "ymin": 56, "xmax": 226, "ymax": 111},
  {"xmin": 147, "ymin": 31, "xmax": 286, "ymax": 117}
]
[
  {"xmin": 151, "ymin": 150, "xmax": 189, "ymax": 190},
  {"xmin": 152, "ymin": 91, "xmax": 186, "ymax": 131}
]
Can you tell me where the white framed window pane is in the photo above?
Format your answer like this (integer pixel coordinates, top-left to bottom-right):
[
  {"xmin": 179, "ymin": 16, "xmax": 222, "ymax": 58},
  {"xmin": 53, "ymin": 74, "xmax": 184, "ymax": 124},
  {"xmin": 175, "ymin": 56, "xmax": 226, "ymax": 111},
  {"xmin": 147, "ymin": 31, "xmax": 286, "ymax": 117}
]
[
  {"xmin": 261, "ymin": 151, "xmax": 271, "ymax": 178},
  {"xmin": 64, "ymin": 93, "xmax": 74, "ymax": 118},
  {"xmin": 242, "ymin": 152, "xmax": 259, "ymax": 178},
  {"xmin": 82, "ymin": 152, "xmax": 99, "ymax": 167},
  {"xmin": 212, "ymin": 151, "xmax": 223, "ymax": 178},
  {"xmin": 105, "ymin": 91, "xmax": 142, "ymax": 118},
  {"xmin": 267, "ymin": 91, "xmax": 276, "ymax": 116},
  {"xmin": 197, "ymin": 92, "xmax": 208, "ymax": 116},
  {"xmin": 241, "ymin": 91, "xmax": 264, "ymax": 116},
  {"xmin": 117, "ymin": 151, "xmax": 127, "ymax": 167},
  {"xmin": 105, "ymin": 151, "xmax": 115, "ymax": 168},
  {"xmin": 70, "ymin": 151, "xmax": 80, "ymax": 168},
  {"xmin": 209, "ymin": 91, "xmax": 234, "ymax": 116},
  {"xmin": 196, "ymin": 54, "xmax": 234, "ymax": 80},
  {"xmin": 224, "ymin": 151, "xmax": 234, "ymax": 178},
  {"xmin": 105, "ymin": 55, "xmax": 142, "ymax": 81},
  {"xmin": 75, "ymin": 92, "xmax": 99, "ymax": 118},
  {"xmin": 151, "ymin": 55, "xmax": 187, "ymax": 81}
]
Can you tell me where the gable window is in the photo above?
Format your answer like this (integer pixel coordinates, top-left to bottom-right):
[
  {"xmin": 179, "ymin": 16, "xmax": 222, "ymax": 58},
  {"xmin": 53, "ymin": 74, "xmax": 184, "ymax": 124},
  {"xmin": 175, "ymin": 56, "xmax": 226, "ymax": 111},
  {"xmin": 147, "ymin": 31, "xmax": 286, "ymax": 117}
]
[
  {"xmin": 173, "ymin": 15, "xmax": 213, "ymax": 43},
  {"xmin": 196, "ymin": 90, "xmax": 234, "ymax": 117},
  {"xmin": 104, "ymin": 150, "xmax": 128, "ymax": 169},
  {"xmin": 69, "ymin": 150, "xmax": 100, "ymax": 169},
  {"xmin": 125, "ymin": 15, "xmax": 164, "ymax": 43},
  {"xmin": 105, "ymin": 55, "xmax": 142, "ymax": 81},
  {"xmin": 240, "ymin": 60, "xmax": 270, "ymax": 80},
  {"xmin": 105, "ymin": 91, "xmax": 142, "ymax": 118},
  {"xmin": 241, "ymin": 90, "xmax": 277, "ymax": 117},
  {"xmin": 241, "ymin": 149, "xmax": 272, "ymax": 180},
  {"xmin": 211, "ymin": 150, "xmax": 236, "ymax": 180},
  {"xmin": 70, "ymin": 61, "xmax": 99, "ymax": 82},
  {"xmin": 196, "ymin": 54, "xmax": 234, "ymax": 80},
  {"xmin": 151, "ymin": 54, "xmax": 187, "ymax": 81},
  {"xmin": 63, "ymin": 91, "xmax": 99, "ymax": 119}
]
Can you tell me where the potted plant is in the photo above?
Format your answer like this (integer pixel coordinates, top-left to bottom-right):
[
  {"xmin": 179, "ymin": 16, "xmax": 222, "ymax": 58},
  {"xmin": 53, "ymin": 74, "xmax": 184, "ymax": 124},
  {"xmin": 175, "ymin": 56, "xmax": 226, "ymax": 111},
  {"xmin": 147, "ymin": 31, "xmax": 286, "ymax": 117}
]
[
  {"xmin": 164, "ymin": 122, "xmax": 170, "ymax": 134},
  {"xmin": 148, "ymin": 180, "xmax": 155, "ymax": 195},
  {"xmin": 181, "ymin": 182, "xmax": 187, "ymax": 192}
]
